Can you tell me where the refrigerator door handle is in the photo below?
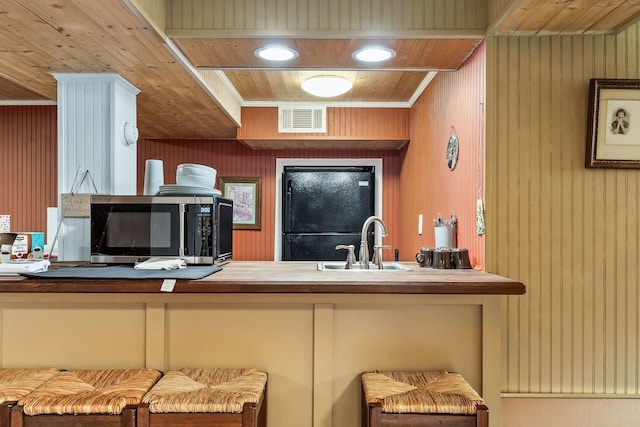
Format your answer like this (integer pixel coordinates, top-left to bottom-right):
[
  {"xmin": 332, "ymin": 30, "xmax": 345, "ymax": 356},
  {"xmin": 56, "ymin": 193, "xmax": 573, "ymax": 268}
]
[{"xmin": 285, "ymin": 179, "xmax": 293, "ymax": 231}]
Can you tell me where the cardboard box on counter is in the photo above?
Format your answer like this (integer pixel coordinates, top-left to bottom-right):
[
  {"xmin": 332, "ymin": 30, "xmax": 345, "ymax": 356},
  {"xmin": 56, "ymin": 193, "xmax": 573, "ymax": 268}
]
[{"xmin": 11, "ymin": 232, "xmax": 45, "ymax": 259}]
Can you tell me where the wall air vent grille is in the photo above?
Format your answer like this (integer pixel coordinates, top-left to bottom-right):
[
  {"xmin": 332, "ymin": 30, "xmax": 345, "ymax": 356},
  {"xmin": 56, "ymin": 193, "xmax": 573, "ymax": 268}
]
[{"xmin": 278, "ymin": 106, "xmax": 326, "ymax": 133}]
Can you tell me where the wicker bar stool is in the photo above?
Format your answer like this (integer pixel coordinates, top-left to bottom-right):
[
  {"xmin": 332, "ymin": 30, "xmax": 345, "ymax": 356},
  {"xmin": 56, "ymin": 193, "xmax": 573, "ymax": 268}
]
[
  {"xmin": 10, "ymin": 368, "xmax": 161, "ymax": 427},
  {"xmin": 361, "ymin": 370, "xmax": 488, "ymax": 427},
  {"xmin": 0, "ymin": 368, "xmax": 60, "ymax": 427},
  {"xmin": 137, "ymin": 367, "xmax": 267, "ymax": 427}
]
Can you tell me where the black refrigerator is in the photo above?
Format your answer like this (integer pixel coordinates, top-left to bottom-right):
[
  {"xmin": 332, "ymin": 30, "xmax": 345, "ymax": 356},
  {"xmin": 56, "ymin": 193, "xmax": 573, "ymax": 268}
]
[{"xmin": 282, "ymin": 166, "xmax": 375, "ymax": 261}]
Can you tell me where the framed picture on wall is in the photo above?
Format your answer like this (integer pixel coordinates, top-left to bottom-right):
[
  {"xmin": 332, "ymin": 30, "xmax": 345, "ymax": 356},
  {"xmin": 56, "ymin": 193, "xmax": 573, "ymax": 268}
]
[
  {"xmin": 218, "ymin": 177, "xmax": 262, "ymax": 230},
  {"xmin": 586, "ymin": 78, "xmax": 640, "ymax": 168}
]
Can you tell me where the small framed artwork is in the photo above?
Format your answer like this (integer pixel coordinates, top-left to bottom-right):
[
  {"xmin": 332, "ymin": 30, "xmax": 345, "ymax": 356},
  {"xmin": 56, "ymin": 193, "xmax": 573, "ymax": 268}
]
[
  {"xmin": 586, "ymin": 78, "xmax": 640, "ymax": 168},
  {"xmin": 218, "ymin": 177, "xmax": 262, "ymax": 230}
]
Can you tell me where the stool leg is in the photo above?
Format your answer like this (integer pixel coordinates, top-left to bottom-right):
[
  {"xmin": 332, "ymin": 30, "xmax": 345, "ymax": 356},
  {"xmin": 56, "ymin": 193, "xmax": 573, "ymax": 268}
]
[
  {"xmin": 361, "ymin": 392, "xmax": 366, "ymax": 427},
  {"xmin": 241, "ymin": 401, "xmax": 257, "ymax": 427},
  {"xmin": 257, "ymin": 388, "xmax": 267, "ymax": 427},
  {"xmin": 0, "ymin": 402, "xmax": 12, "ymax": 427},
  {"xmin": 9, "ymin": 405, "xmax": 23, "ymax": 427},
  {"xmin": 122, "ymin": 406, "xmax": 135, "ymax": 427},
  {"xmin": 137, "ymin": 403, "xmax": 150, "ymax": 427},
  {"xmin": 367, "ymin": 402, "xmax": 382, "ymax": 427},
  {"xmin": 476, "ymin": 404, "xmax": 489, "ymax": 427},
  {"xmin": 241, "ymin": 387, "xmax": 267, "ymax": 427},
  {"xmin": 361, "ymin": 382, "xmax": 381, "ymax": 427}
]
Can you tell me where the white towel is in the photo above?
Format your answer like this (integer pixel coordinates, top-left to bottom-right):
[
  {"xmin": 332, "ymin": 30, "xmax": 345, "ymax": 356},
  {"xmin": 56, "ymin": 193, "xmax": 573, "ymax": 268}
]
[{"xmin": 134, "ymin": 258, "xmax": 187, "ymax": 270}]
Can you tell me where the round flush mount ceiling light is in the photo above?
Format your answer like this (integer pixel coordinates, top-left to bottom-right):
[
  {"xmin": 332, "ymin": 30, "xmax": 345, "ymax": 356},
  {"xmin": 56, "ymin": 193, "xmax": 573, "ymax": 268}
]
[
  {"xmin": 352, "ymin": 46, "xmax": 396, "ymax": 62},
  {"xmin": 254, "ymin": 45, "xmax": 299, "ymax": 61},
  {"xmin": 301, "ymin": 76, "xmax": 353, "ymax": 97}
]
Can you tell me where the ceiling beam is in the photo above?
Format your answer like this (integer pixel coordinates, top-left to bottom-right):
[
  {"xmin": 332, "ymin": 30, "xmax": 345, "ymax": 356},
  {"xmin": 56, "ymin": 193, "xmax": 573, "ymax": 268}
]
[{"xmin": 124, "ymin": 0, "xmax": 242, "ymax": 126}]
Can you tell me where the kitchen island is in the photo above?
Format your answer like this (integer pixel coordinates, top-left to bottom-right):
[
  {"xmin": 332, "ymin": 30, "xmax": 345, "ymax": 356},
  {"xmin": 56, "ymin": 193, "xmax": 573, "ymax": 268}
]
[{"xmin": 0, "ymin": 261, "xmax": 524, "ymax": 427}]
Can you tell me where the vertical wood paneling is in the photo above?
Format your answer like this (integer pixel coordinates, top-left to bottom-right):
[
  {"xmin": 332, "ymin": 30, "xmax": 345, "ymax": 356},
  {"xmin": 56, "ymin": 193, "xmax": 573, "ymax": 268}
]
[
  {"xmin": 487, "ymin": 22, "xmax": 640, "ymax": 395},
  {"xmin": 0, "ymin": 106, "xmax": 57, "ymax": 234},
  {"xmin": 397, "ymin": 42, "xmax": 486, "ymax": 269},
  {"xmin": 136, "ymin": 139, "xmax": 400, "ymax": 261},
  {"xmin": 54, "ymin": 74, "xmax": 139, "ymax": 261},
  {"xmin": 487, "ymin": 0, "xmax": 514, "ymax": 26},
  {"xmin": 237, "ymin": 107, "xmax": 410, "ymax": 142},
  {"xmin": 166, "ymin": 0, "xmax": 487, "ymax": 32},
  {"xmin": 130, "ymin": 0, "xmax": 167, "ymax": 31}
]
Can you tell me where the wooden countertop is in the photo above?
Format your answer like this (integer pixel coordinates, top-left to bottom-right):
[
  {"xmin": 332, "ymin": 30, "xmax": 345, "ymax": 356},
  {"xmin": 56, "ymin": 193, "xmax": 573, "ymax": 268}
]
[{"xmin": 0, "ymin": 261, "xmax": 525, "ymax": 295}]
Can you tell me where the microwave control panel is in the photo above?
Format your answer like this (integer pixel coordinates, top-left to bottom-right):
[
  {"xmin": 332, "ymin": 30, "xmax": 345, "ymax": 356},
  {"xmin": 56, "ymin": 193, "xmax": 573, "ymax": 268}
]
[{"xmin": 185, "ymin": 203, "xmax": 214, "ymax": 257}]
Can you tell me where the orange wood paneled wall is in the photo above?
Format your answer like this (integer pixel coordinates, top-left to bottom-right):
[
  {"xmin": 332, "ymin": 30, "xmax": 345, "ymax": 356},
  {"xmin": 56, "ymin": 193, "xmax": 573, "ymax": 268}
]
[
  {"xmin": 237, "ymin": 107, "xmax": 410, "ymax": 142},
  {"xmin": 0, "ymin": 106, "xmax": 57, "ymax": 234},
  {"xmin": 1, "ymin": 45, "xmax": 484, "ymax": 264},
  {"xmin": 396, "ymin": 41, "xmax": 486, "ymax": 268},
  {"xmin": 137, "ymin": 139, "xmax": 401, "ymax": 261}
]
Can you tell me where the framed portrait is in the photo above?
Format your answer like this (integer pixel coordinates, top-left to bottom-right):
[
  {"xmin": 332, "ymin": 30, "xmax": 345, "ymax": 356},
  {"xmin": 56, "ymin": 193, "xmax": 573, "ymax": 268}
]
[
  {"xmin": 218, "ymin": 177, "xmax": 262, "ymax": 230},
  {"xmin": 586, "ymin": 78, "xmax": 640, "ymax": 168}
]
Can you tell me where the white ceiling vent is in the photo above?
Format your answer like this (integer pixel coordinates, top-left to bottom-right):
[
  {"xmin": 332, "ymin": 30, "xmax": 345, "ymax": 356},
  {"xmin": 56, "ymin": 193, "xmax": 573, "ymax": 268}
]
[{"xmin": 278, "ymin": 106, "xmax": 326, "ymax": 133}]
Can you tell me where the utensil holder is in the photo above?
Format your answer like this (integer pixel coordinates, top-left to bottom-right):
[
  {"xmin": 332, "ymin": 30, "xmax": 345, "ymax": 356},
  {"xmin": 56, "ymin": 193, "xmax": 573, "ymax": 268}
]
[{"xmin": 434, "ymin": 226, "xmax": 455, "ymax": 248}]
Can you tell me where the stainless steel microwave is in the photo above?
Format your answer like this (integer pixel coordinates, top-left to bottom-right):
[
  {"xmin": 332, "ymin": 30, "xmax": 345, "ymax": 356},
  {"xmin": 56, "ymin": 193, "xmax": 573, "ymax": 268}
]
[{"xmin": 90, "ymin": 195, "xmax": 233, "ymax": 265}]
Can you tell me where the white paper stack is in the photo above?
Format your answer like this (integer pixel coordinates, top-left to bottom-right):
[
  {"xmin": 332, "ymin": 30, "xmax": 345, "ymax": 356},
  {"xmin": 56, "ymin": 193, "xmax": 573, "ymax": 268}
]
[{"xmin": 0, "ymin": 215, "xmax": 9, "ymax": 233}]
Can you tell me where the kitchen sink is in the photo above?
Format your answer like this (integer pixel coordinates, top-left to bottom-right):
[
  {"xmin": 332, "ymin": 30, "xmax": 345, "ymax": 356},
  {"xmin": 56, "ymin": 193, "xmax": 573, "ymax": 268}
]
[{"xmin": 317, "ymin": 262, "xmax": 411, "ymax": 272}]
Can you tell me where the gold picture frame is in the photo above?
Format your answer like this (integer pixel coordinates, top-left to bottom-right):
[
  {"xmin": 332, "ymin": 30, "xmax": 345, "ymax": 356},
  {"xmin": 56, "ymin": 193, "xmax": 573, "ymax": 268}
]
[
  {"xmin": 218, "ymin": 177, "xmax": 262, "ymax": 230},
  {"xmin": 586, "ymin": 78, "xmax": 640, "ymax": 168}
]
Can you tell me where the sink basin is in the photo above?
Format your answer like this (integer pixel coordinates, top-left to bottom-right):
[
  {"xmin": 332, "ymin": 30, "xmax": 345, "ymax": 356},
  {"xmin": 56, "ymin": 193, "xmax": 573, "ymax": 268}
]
[{"xmin": 317, "ymin": 262, "xmax": 411, "ymax": 272}]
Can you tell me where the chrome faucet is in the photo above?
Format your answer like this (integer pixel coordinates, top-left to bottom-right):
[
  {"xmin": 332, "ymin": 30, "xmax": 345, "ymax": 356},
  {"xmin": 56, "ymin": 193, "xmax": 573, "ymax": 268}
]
[
  {"xmin": 335, "ymin": 244, "xmax": 356, "ymax": 269},
  {"xmin": 372, "ymin": 244, "xmax": 392, "ymax": 269},
  {"xmin": 359, "ymin": 216, "xmax": 388, "ymax": 269}
]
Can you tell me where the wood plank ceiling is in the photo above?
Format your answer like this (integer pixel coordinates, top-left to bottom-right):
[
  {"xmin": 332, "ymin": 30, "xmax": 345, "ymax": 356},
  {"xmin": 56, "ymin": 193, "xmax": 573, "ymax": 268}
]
[
  {"xmin": 0, "ymin": 0, "xmax": 639, "ymax": 140},
  {"xmin": 174, "ymin": 38, "xmax": 482, "ymax": 103}
]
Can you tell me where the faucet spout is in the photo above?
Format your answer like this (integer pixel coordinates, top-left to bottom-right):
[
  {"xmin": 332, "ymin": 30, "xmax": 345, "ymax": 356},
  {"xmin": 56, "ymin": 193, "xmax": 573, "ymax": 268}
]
[{"xmin": 360, "ymin": 216, "xmax": 388, "ymax": 269}]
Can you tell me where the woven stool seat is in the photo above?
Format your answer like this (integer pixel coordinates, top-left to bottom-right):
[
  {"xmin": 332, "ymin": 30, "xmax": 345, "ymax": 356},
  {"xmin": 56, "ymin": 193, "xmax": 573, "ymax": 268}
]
[
  {"xmin": 0, "ymin": 368, "xmax": 59, "ymax": 427},
  {"xmin": 18, "ymin": 368, "xmax": 161, "ymax": 416},
  {"xmin": 361, "ymin": 370, "xmax": 488, "ymax": 427},
  {"xmin": 0, "ymin": 369, "xmax": 59, "ymax": 406},
  {"xmin": 143, "ymin": 367, "xmax": 266, "ymax": 413},
  {"xmin": 138, "ymin": 368, "xmax": 267, "ymax": 427}
]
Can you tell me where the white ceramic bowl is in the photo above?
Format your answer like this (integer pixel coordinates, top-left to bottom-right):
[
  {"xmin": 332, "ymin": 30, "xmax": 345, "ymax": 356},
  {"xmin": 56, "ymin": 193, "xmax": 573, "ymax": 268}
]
[
  {"xmin": 176, "ymin": 163, "xmax": 217, "ymax": 178},
  {"xmin": 176, "ymin": 173, "xmax": 216, "ymax": 188}
]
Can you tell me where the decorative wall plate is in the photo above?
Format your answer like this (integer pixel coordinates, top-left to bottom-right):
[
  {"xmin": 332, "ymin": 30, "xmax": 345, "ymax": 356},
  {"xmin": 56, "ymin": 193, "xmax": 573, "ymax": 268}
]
[{"xmin": 446, "ymin": 128, "xmax": 459, "ymax": 170}]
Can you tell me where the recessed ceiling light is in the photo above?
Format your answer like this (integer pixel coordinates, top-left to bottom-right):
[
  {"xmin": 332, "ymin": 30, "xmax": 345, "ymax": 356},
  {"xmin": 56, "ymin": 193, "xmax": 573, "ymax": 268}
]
[
  {"xmin": 352, "ymin": 46, "xmax": 396, "ymax": 63},
  {"xmin": 301, "ymin": 76, "xmax": 353, "ymax": 98},
  {"xmin": 254, "ymin": 46, "xmax": 299, "ymax": 61}
]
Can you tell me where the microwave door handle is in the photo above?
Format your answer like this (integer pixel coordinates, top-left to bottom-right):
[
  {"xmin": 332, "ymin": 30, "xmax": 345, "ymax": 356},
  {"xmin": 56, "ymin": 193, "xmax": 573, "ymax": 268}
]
[
  {"xmin": 97, "ymin": 209, "xmax": 114, "ymax": 250},
  {"xmin": 179, "ymin": 204, "xmax": 186, "ymax": 257}
]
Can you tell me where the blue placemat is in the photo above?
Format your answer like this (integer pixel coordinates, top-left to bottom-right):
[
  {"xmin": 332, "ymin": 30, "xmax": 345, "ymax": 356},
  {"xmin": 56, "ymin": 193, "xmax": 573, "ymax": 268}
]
[{"xmin": 20, "ymin": 264, "xmax": 221, "ymax": 280}]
